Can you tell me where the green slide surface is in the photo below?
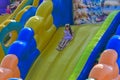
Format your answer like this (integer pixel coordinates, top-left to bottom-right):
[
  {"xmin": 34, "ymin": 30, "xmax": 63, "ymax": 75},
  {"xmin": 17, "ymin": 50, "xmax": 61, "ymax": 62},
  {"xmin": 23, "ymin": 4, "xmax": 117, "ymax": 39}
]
[{"xmin": 26, "ymin": 24, "xmax": 101, "ymax": 80}]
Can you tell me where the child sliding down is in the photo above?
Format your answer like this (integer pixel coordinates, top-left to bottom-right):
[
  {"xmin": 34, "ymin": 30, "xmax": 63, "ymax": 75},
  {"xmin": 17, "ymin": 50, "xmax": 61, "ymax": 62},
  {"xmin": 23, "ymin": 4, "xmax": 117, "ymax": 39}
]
[{"xmin": 57, "ymin": 24, "xmax": 73, "ymax": 51}]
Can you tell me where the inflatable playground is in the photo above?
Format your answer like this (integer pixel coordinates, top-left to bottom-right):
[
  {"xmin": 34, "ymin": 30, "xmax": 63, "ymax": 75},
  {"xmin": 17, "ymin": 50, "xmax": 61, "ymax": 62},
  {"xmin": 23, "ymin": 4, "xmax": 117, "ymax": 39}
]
[{"xmin": 0, "ymin": 0, "xmax": 120, "ymax": 80}]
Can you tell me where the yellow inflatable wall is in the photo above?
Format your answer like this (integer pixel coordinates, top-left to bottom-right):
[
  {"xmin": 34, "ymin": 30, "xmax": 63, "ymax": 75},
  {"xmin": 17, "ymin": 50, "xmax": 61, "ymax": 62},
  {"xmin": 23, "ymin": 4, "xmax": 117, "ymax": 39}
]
[{"xmin": 25, "ymin": 0, "xmax": 56, "ymax": 51}]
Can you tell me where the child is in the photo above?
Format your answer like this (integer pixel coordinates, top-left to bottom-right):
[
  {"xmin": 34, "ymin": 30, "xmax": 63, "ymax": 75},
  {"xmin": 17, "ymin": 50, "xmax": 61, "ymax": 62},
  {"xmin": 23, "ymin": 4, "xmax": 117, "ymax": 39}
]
[
  {"xmin": 57, "ymin": 24, "xmax": 73, "ymax": 51},
  {"xmin": 6, "ymin": 5, "xmax": 11, "ymax": 14}
]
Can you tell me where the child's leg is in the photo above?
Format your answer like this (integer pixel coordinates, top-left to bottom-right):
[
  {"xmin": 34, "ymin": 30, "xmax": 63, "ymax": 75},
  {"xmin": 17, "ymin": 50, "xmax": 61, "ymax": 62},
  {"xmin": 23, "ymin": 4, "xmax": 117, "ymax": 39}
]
[
  {"xmin": 56, "ymin": 39, "xmax": 66, "ymax": 50},
  {"xmin": 61, "ymin": 39, "xmax": 70, "ymax": 48},
  {"xmin": 57, "ymin": 38, "xmax": 71, "ymax": 50},
  {"xmin": 59, "ymin": 39, "xmax": 66, "ymax": 47}
]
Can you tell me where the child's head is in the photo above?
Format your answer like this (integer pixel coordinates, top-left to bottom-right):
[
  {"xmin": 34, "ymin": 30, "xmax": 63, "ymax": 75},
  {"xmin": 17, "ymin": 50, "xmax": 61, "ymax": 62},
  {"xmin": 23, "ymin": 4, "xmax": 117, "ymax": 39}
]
[
  {"xmin": 65, "ymin": 24, "xmax": 73, "ymax": 36},
  {"xmin": 65, "ymin": 24, "xmax": 70, "ymax": 30}
]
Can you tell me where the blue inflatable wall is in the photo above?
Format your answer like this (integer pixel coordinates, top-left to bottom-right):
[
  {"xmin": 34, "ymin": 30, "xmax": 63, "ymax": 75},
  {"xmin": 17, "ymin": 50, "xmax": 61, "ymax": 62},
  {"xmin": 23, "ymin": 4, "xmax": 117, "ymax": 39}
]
[
  {"xmin": 0, "ymin": 0, "xmax": 10, "ymax": 14},
  {"xmin": 52, "ymin": 0, "xmax": 73, "ymax": 28},
  {"xmin": 77, "ymin": 12, "xmax": 120, "ymax": 80},
  {"xmin": 19, "ymin": 0, "xmax": 44, "ymax": 25},
  {"xmin": 20, "ymin": 7, "xmax": 37, "ymax": 25},
  {"xmin": 39, "ymin": 0, "xmax": 43, "ymax": 5},
  {"xmin": 8, "ymin": 27, "xmax": 40, "ymax": 79},
  {"xmin": 106, "ymin": 24, "xmax": 120, "ymax": 70}
]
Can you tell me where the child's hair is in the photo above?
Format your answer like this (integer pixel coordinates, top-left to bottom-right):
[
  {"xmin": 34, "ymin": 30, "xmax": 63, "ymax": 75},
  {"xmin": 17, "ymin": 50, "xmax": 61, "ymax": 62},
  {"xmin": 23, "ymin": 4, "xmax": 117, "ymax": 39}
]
[{"xmin": 65, "ymin": 24, "xmax": 73, "ymax": 36}]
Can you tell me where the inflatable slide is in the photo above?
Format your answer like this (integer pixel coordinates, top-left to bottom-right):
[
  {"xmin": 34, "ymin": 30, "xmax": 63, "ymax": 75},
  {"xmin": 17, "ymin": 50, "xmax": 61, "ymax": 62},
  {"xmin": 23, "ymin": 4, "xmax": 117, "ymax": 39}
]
[
  {"xmin": 0, "ymin": 0, "xmax": 120, "ymax": 80},
  {"xmin": 0, "ymin": 0, "xmax": 42, "ymax": 60}
]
